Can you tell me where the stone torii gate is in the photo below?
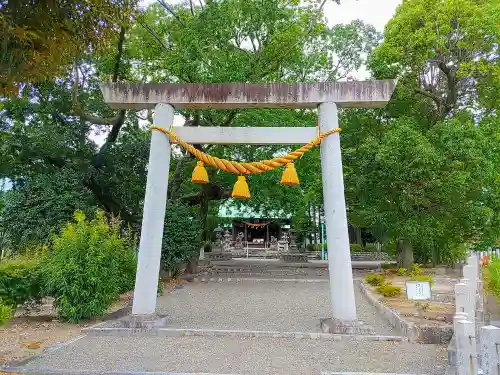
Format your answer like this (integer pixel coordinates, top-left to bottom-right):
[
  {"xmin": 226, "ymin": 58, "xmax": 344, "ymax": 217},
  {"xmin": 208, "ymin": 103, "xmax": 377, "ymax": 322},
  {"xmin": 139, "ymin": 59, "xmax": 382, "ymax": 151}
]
[{"xmin": 101, "ymin": 80, "xmax": 396, "ymax": 332}]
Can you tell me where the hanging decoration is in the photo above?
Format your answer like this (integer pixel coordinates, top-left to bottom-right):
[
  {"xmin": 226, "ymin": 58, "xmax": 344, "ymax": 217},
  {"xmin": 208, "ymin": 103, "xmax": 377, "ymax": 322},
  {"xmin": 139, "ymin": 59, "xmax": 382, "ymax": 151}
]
[
  {"xmin": 191, "ymin": 161, "xmax": 209, "ymax": 184},
  {"xmin": 151, "ymin": 126, "xmax": 341, "ymax": 199},
  {"xmin": 241, "ymin": 221, "xmax": 273, "ymax": 228},
  {"xmin": 280, "ymin": 162, "xmax": 299, "ymax": 186},
  {"xmin": 232, "ymin": 176, "xmax": 251, "ymax": 199}
]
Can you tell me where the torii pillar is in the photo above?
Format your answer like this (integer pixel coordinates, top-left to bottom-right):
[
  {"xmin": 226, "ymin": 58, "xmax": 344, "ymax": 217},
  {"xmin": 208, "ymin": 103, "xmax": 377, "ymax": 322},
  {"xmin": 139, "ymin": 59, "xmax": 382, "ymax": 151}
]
[{"xmin": 101, "ymin": 80, "xmax": 396, "ymax": 332}]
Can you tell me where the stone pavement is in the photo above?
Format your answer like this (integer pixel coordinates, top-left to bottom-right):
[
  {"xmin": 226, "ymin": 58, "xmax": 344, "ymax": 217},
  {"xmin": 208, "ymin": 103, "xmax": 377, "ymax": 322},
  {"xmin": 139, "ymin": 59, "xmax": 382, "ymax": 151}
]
[
  {"xmin": 2, "ymin": 279, "xmax": 450, "ymax": 375},
  {"xmin": 9, "ymin": 335, "xmax": 448, "ymax": 375},
  {"xmin": 156, "ymin": 280, "xmax": 395, "ymax": 335}
]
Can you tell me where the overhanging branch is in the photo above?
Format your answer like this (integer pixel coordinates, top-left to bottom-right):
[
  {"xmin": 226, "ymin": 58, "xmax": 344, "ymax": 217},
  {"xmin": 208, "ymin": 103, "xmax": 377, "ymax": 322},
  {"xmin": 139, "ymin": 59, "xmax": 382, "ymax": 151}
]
[{"xmin": 414, "ymin": 87, "xmax": 442, "ymax": 108}]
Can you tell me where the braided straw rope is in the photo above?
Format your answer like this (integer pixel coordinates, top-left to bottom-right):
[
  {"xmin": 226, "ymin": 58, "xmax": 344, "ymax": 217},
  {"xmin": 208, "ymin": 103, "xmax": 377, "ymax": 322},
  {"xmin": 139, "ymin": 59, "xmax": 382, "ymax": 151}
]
[{"xmin": 151, "ymin": 126, "xmax": 341, "ymax": 175}]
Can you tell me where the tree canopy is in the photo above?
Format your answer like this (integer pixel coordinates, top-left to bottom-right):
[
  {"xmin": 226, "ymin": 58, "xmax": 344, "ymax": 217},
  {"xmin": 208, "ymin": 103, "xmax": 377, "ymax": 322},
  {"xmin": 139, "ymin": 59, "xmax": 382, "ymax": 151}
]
[{"xmin": 0, "ymin": 0, "xmax": 498, "ymax": 268}]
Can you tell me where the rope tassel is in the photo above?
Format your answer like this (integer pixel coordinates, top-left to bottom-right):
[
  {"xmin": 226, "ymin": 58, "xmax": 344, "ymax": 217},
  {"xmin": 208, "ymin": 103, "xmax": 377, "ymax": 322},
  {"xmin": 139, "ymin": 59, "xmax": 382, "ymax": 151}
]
[
  {"xmin": 192, "ymin": 161, "xmax": 209, "ymax": 184},
  {"xmin": 281, "ymin": 162, "xmax": 299, "ymax": 186},
  {"xmin": 232, "ymin": 176, "xmax": 250, "ymax": 199}
]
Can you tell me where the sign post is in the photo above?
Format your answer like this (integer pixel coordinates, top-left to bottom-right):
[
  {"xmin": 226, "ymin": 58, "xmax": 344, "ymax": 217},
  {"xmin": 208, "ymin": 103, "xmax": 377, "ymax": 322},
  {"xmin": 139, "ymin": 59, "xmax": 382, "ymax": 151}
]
[{"xmin": 405, "ymin": 281, "xmax": 432, "ymax": 300}]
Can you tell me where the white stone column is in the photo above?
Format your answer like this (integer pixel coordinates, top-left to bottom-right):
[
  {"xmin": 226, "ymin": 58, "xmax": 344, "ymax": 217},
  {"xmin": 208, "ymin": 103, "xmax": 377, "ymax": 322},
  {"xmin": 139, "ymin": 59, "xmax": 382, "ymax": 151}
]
[
  {"xmin": 456, "ymin": 320, "xmax": 478, "ymax": 375},
  {"xmin": 480, "ymin": 325, "xmax": 500, "ymax": 375},
  {"xmin": 132, "ymin": 103, "xmax": 174, "ymax": 315},
  {"xmin": 319, "ymin": 102, "xmax": 357, "ymax": 322}
]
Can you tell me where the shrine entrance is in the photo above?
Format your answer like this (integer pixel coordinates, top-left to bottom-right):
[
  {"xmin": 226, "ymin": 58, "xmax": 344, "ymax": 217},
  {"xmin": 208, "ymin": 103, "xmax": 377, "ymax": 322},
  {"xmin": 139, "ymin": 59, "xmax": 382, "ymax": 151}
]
[{"xmin": 100, "ymin": 80, "xmax": 396, "ymax": 331}]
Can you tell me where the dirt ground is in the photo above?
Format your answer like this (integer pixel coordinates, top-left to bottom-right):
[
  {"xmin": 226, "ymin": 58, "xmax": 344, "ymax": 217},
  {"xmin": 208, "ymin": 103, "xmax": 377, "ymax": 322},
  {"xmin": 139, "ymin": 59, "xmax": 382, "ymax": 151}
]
[
  {"xmin": 0, "ymin": 279, "xmax": 183, "ymax": 366},
  {"xmin": 364, "ymin": 269, "xmax": 458, "ymax": 326}
]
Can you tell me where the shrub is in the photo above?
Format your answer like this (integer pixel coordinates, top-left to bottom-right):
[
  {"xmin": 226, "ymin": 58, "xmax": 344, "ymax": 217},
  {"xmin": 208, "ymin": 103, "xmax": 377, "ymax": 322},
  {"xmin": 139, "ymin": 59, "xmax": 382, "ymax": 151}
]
[
  {"xmin": 42, "ymin": 210, "xmax": 137, "ymax": 322},
  {"xmin": 397, "ymin": 267, "xmax": 407, "ymax": 276},
  {"xmin": 409, "ymin": 263, "xmax": 423, "ymax": 277},
  {"xmin": 0, "ymin": 254, "xmax": 43, "ymax": 307},
  {"xmin": 377, "ymin": 283, "xmax": 402, "ymax": 297},
  {"xmin": 365, "ymin": 273, "xmax": 385, "ymax": 286},
  {"xmin": 161, "ymin": 203, "xmax": 201, "ymax": 273},
  {"xmin": 410, "ymin": 274, "xmax": 434, "ymax": 286},
  {"xmin": 485, "ymin": 259, "xmax": 500, "ymax": 301},
  {"xmin": 381, "ymin": 262, "xmax": 393, "ymax": 270},
  {"xmin": 350, "ymin": 243, "xmax": 363, "ymax": 253},
  {"xmin": 365, "ymin": 243, "xmax": 378, "ymax": 252},
  {"xmin": 382, "ymin": 241, "xmax": 397, "ymax": 255},
  {"xmin": 0, "ymin": 299, "xmax": 13, "ymax": 325}
]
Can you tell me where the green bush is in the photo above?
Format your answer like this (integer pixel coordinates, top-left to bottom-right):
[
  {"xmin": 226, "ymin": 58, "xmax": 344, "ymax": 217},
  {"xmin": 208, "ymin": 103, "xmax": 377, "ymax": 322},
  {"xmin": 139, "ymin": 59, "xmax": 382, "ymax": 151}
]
[
  {"xmin": 365, "ymin": 273, "xmax": 385, "ymax": 286},
  {"xmin": 486, "ymin": 259, "xmax": 500, "ymax": 301},
  {"xmin": 365, "ymin": 243, "xmax": 378, "ymax": 252},
  {"xmin": 377, "ymin": 283, "xmax": 402, "ymax": 297},
  {"xmin": 350, "ymin": 243, "xmax": 363, "ymax": 252},
  {"xmin": 0, "ymin": 299, "xmax": 13, "ymax": 325},
  {"xmin": 309, "ymin": 243, "xmax": 326, "ymax": 252},
  {"xmin": 161, "ymin": 203, "xmax": 201, "ymax": 273},
  {"xmin": 409, "ymin": 263, "xmax": 423, "ymax": 277},
  {"xmin": 42, "ymin": 210, "xmax": 137, "ymax": 322},
  {"xmin": 410, "ymin": 274, "xmax": 434, "ymax": 286},
  {"xmin": 397, "ymin": 267, "xmax": 407, "ymax": 276},
  {"xmin": 382, "ymin": 241, "xmax": 397, "ymax": 255},
  {"xmin": 0, "ymin": 254, "xmax": 43, "ymax": 307}
]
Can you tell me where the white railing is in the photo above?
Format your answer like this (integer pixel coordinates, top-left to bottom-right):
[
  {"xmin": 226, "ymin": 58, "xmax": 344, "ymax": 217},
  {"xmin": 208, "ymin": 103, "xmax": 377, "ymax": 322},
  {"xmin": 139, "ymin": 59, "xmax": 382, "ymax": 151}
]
[
  {"xmin": 474, "ymin": 248, "xmax": 500, "ymax": 262},
  {"xmin": 453, "ymin": 253, "xmax": 500, "ymax": 375}
]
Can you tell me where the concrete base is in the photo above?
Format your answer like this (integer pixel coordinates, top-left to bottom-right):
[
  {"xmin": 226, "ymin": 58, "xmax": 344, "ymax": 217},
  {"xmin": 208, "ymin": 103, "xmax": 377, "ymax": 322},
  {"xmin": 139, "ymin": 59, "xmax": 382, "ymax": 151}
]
[
  {"xmin": 109, "ymin": 314, "xmax": 168, "ymax": 329},
  {"xmin": 320, "ymin": 318, "xmax": 374, "ymax": 335},
  {"xmin": 280, "ymin": 253, "xmax": 309, "ymax": 263},
  {"xmin": 205, "ymin": 252, "xmax": 233, "ymax": 261}
]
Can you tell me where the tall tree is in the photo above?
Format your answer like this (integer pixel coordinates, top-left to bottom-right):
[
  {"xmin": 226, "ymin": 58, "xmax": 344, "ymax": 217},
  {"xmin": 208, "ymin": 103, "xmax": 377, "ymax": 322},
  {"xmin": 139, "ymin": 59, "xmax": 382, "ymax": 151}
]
[
  {"xmin": 344, "ymin": 0, "xmax": 500, "ymax": 267},
  {"xmin": 0, "ymin": 0, "xmax": 137, "ymax": 95}
]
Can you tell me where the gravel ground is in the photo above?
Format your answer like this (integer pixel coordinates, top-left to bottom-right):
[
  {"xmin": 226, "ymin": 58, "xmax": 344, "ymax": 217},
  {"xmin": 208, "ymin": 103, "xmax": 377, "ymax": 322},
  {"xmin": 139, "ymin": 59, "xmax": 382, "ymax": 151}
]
[
  {"xmin": 17, "ymin": 335, "xmax": 448, "ymax": 375},
  {"xmin": 156, "ymin": 281, "xmax": 397, "ymax": 335}
]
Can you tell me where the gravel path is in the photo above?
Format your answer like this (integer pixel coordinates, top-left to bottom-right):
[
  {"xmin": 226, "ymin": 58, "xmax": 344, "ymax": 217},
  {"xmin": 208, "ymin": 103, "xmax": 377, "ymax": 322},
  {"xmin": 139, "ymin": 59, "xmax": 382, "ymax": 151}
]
[
  {"xmin": 18, "ymin": 335, "xmax": 448, "ymax": 375},
  {"xmin": 156, "ymin": 281, "xmax": 397, "ymax": 335}
]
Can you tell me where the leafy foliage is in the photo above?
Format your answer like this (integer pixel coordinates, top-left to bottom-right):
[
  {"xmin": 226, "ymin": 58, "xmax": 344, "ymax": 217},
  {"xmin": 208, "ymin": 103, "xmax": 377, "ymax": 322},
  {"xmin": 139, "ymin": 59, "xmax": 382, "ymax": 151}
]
[
  {"xmin": 161, "ymin": 203, "xmax": 202, "ymax": 274},
  {"xmin": 0, "ymin": 171, "xmax": 97, "ymax": 252},
  {"xmin": 410, "ymin": 275, "xmax": 434, "ymax": 286},
  {"xmin": 397, "ymin": 268, "xmax": 407, "ymax": 276},
  {"xmin": 377, "ymin": 283, "xmax": 402, "ymax": 297},
  {"xmin": 364, "ymin": 243, "xmax": 378, "ymax": 252},
  {"xmin": 485, "ymin": 259, "xmax": 500, "ymax": 302},
  {"xmin": 365, "ymin": 273, "xmax": 385, "ymax": 286},
  {"xmin": 0, "ymin": 299, "xmax": 13, "ymax": 325},
  {"xmin": 41, "ymin": 210, "xmax": 136, "ymax": 322},
  {"xmin": 350, "ymin": 243, "xmax": 363, "ymax": 253},
  {"xmin": 0, "ymin": 0, "xmax": 136, "ymax": 95},
  {"xmin": 0, "ymin": 254, "xmax": 43, "ymax": 307},
  {"xmin": 343, "ymin": 111, "xmax": 499, "ymax": 265}
]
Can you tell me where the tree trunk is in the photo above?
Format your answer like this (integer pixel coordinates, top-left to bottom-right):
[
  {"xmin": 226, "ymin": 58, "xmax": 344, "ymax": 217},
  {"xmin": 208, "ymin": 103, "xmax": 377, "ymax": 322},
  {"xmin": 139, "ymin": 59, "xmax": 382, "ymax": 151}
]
[
  {"xmin": 397, "ymin": 239, "xmax": 414, "ymax": 269},
  {"xmin": 184, "ymin": 191, "xmax": 209, "ymax": 279},
  {"xmin": 355, "ymin": 227, "xmax": 362, "ymax": 246},
  {"xmin": 307, "ymin": 203, "xmax": 313, "ymax": 245},
  {"xmin": 312, "ymin": 206, "xmax": 318, "ymax": 244}
]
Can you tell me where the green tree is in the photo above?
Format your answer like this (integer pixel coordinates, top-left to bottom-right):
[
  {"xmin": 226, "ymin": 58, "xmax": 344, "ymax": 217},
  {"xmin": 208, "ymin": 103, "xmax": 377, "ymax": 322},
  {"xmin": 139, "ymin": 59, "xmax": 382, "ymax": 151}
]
[
  {"xmin": 369, "ymin": 0, "xmax": 500, "ymax": 118},
  {"xmin": 344, "ymin": 0, "xmax": 500, "ymax": 267},
  {"xmin": 0, "ymin": 171, "xmax": 97, "ymax": 251},
  {"xmin": 0, "ymin": 0, "xmax": 137, "ymax": 95}
]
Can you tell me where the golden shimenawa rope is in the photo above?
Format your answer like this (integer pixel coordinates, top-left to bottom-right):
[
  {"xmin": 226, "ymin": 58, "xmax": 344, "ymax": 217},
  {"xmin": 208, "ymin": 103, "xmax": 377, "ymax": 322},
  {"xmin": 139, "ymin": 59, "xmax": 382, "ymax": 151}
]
[{"xmin": 151, "ymin": 126, "xmax": 341, "ymax": 175}]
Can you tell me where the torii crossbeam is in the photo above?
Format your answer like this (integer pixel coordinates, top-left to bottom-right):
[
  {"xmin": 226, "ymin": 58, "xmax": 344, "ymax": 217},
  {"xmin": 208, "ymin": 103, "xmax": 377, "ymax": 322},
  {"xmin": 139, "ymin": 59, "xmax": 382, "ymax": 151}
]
[{"xmin": 100, "ymin": 80, "xmax": 396, "ymax": 333}]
